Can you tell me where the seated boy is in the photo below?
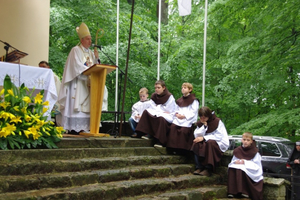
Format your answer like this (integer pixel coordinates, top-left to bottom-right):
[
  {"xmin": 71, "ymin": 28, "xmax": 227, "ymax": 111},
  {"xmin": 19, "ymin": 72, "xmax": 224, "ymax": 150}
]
[
  {"xmin": 191, "ymin": 106, "xmax": 229, "ymax": 176},
  {"xmin": 136, "ymin": 80, "xmax": 176, "ymax": 147},
  {"xmin": 128, "ymin": 87, "xmax": 150, "ymax": 138},
  {"xmin": 166, "ymin": 82, "xmax": 199, "ymax": 151},
  {"xmin": 227, "ymin": 132, "xmax": 263, "ymax": 199}
]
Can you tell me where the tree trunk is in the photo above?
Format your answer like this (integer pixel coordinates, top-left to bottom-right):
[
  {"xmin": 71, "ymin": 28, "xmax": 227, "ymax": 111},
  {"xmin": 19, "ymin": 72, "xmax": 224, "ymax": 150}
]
[{"xmin": 157, "ymin": 0, "xmax": 168, "ymax": 25}]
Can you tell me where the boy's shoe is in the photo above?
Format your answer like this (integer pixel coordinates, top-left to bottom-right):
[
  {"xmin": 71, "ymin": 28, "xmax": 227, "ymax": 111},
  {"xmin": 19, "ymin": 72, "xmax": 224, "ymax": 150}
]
[
  {"xmin": 141, "ymin": 136, "xmax": 150, "ymax": 140},
  {"xmin": 193, "ymin": 169, "xmax": 202, "ymax": 175},
  {"xmin": 154, "ymin": 143, "xmax": 163, "ymax": 148},
  {"xmin": 227, "ymin": 194, "xmax": 234, "ymax": 198},
  {"xmin": 141, "ymin": 134, "xmax": 151, "ymax": 140},
  {"xmin": 241, "ymin": 194, "xmax": 249, "ymax": 198},
  {"xmin": 154, "ymin": 141, "xmax": 164, "ymax": 148},
  {"xmin": 199, "ymin": 169, "xmax": 211, "ymax": 177},
  {"xmin": 130, "ymin": 133, "xmax": 138, "ymax": 138}
]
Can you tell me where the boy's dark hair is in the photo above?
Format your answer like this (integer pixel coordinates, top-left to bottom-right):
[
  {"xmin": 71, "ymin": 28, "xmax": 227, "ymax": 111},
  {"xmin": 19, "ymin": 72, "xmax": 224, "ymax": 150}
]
[
  {"xmin": 198, "ymin": 106, "xmax": 212, "ymax": 118},
  {"xmin": 155, "ymin": 80, "xmax": 166, "ymax": 87},
  {"xmin": 39, "ymin": 61, "xmax": 49, "ymax": 66}
]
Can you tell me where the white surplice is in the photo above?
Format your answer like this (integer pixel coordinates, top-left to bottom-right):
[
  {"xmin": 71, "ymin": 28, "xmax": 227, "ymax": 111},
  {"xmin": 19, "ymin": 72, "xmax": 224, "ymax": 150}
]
[
  {"xmin": 130, "ymin": 100, "xmax": 151, "ymax": 123},
  {"xmin": 172, "ymin": 99, "xmax": 199, "ymax": 127},
  {"xmin": 228, "ymin": 153, "xmax": 264, "ymax": 182},
  {"xmin": 146, "ymin": 95, "xmax": 176, "ymax": 123}
]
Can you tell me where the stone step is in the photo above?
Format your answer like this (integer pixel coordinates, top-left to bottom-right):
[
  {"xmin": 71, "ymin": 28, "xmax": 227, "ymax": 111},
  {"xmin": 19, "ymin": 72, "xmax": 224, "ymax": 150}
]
[
  {"xmin": 122, "ymin": 185, "xmax": 228, "ymax": 200},
  {"xmin": 0, "ymin": 164, "xmax": 193, "ymax": 193},
  {"xmin": 0, "ymin": 173, "xmax": 225, "ymax": 200},
  {"xmin": 0, "ymin": 146, "xmax": 173, "ymax": 164},
  {"xmin": 0, "ymin": 155, "xmax": 188, "ymax": 175},
  {"xmin": 56, "ymin": 137, "xmax": 153, "ymax": 149}
]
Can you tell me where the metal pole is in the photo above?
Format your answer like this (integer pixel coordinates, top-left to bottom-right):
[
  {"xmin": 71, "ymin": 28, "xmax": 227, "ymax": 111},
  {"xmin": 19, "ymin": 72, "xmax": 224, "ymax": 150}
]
[
  {"xmin": 115, "ymin": 0, "xmax": 119, "ymax": 112},
  {"xmin": 118, "ymin": 0, "xmax": 135, "ymax": 137},
  {"xmin": 202, "ymin": 0, "xmax": 208, "ymax": 107},
  {"xmin": 157, "ymin": 0, "xmax": 162, "ymax": 80}
]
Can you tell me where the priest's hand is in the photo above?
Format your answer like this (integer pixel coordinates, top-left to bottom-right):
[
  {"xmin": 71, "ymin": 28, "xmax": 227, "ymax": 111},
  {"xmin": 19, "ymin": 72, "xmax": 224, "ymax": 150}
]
[{"xmin": 94, "ymin": 49, "xmax": 99, "ymax": 60}]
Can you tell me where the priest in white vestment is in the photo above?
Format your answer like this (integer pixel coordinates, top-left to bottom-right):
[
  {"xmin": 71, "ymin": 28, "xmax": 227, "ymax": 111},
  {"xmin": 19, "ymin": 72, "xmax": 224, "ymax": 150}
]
[{"xmin": 57, "ymin": 22, "xmax": 107, "ymax": 134}]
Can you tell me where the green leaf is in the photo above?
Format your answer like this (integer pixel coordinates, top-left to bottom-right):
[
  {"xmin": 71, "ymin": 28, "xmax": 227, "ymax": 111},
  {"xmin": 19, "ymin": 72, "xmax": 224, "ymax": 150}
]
[
  {"xmin": 7, "ymin": 138, "xmax": 15, "ymax": 150},
  {"xmin": 0, "ymin": 138, "xmax": 8, "ymax": 150}
]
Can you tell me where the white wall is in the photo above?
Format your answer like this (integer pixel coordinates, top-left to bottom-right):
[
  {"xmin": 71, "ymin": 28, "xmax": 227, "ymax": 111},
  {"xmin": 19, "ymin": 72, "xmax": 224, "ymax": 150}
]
[{"xmin": 0, "ymin": 0, "xmax": 50, "ymax": 67}]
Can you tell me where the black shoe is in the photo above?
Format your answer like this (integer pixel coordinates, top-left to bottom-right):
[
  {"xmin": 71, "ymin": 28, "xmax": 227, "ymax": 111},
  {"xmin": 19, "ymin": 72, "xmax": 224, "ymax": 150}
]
[
  {"xmin": 154, "ymin": 143, "xmax": 163, "ymax": 148},
  {"xmin": 131, "ymin": 133, "xmax": 138, "ymax": 138},
  {"xmin": 141, "ymin": 134, "xmax": 152, "ymax": 140},
  {"xmin": 70, "ymin": 130, "xmax": 79, "ymax": 135},
  {"xmin": 154, "ymin": 141, "xmax": 164, "ymax": 148},
  {"xmin": 241, "ymin": 194, "xmax": 249, "ymax": 198}
]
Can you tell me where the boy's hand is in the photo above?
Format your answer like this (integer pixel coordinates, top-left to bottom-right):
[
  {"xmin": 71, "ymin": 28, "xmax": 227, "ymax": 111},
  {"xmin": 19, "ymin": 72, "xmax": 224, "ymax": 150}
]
[
  {"xmin": 235, "ymin": 159, "xmax": 244, "ymax": 164},
  {"xmin": 176, "ymin": 113, "xmax": 185, "ymax": 119},
  {"xmin": 193, "ymin": 136, "xmax": 204, "ymax": 143}
]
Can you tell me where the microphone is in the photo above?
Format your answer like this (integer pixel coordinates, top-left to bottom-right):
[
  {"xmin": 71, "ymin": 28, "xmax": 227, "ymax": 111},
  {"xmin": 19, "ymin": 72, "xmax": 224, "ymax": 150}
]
[
  {"xmin": 92, "ymin": 44, "xmax": 101, "ymax": 50},
  {"xmin": 4, "ymin": 42, "xmax": 11, "ymax": 47}
]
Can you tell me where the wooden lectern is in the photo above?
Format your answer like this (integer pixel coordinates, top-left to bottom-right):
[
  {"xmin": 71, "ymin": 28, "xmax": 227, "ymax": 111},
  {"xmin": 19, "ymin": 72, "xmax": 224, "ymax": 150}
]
[
  {"xmin": 80, "ymin": 64, "xmax": 117, "ymax": 137},
  {"xmin": 3, "ymin": 49, "xmax": 28, "ymax": 63}
]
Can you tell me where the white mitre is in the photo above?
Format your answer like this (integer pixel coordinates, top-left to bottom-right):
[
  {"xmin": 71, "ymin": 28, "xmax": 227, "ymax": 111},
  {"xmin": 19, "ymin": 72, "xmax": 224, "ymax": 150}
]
[{"xmin": 76, "ymin": 22, "xmax": 91, "ymax": 39}]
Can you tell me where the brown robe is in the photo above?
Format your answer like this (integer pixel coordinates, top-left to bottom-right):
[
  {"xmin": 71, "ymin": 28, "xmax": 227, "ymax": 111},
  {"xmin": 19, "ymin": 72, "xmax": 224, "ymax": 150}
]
[
  {"xmin": 135, "ymin": 88, "xmax": 173, "ymax": 145},
  {"xmin": 191, "ymin": 113, "xmax": 223, "ymax": 172}
]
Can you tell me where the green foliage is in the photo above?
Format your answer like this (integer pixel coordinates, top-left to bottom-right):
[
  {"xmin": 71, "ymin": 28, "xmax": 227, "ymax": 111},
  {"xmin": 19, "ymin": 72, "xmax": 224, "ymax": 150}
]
[
  {"xmin": 230, "ymin": 108, "xmax": 300, "ymax": 142},
  {"xmin": 49, "ymin": 0, "xmax": 300, "ymax": 139}
]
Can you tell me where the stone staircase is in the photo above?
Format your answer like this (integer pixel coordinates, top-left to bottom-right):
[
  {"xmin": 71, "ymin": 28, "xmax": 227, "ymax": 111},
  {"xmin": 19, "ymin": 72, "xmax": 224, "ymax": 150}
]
[{"xmin": 0, "ymin": 136, "xmax": 235, "ymax": 200}]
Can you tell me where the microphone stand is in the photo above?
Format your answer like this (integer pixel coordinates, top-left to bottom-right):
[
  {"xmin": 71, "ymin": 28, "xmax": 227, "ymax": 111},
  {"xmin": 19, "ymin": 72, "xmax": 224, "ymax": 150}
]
[
  {"xmin": 0, "ymin": 40, "xmax": 21, "ymax": 87},
  {"xmin": 94, "ymin": 46, "xmax": 133, "ymax": 138},
  {"xmin": 0, "ymin": 40, "xmax": 15, "ymax": 62}
]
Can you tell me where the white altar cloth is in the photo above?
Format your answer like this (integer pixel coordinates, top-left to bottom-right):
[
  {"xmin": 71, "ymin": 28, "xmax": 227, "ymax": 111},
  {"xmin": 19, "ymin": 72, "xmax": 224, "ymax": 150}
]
[{"xmin": 0, "ymin": 61, "xmax": 57, "ymax": 120}]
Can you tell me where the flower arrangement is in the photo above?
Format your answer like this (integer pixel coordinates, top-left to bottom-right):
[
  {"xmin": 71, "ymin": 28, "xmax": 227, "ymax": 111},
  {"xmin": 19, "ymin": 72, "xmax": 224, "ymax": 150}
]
[{"xmin": 0, "ymin": 75, "xmax": 64, "ymax": 150}]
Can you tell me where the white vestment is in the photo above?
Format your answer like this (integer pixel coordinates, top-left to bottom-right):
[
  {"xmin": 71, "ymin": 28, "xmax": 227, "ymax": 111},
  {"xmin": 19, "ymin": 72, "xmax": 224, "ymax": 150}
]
[
  {"xmin": 228, "ymin": 153, "xmax": 263, "ymax": 182},
  {"xmin": 130, "ymin": 100, "xmax": 151, "ymax": 123},
  {"xmin": 172, "ymin": 99, "xmax": 199, "ymax": 127},
  {"xmin": 57, "ymin": 45, "xmax": 107, "ymax": 132},
  {"xmin": 146, "ymin": 95, "xmax": 176, "ymax": 123},
  {"xmin": 53, "ymin": 73, "xmax": 61, "ymax": 112}
]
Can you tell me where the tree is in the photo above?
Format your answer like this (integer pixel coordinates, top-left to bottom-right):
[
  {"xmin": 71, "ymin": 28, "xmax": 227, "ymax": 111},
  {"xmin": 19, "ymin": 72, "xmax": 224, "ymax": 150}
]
[{"xmin": 49, "ymin": 0, "xmax": 300, "ymax": 140}]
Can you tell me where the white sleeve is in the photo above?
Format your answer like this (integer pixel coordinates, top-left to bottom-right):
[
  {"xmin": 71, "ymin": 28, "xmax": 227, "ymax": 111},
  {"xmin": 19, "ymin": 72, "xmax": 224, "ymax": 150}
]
[
  {"xmin": 204, "ymin": 121, "xmax": 227, "ymax": 142},
  {"xmin": 184, "ymin": 100, "xmax": 199, "ymax": 121},
  {"xmin": 161, "ymin": 95, "xmax": 176, "ymax": 113},
  {"xmin": 131, "ymin": 102, "xmax": 139, "ymax": 117},
  {"xmin": 194, "ymin": 125, "xmax": 207, "ymax": 138}
]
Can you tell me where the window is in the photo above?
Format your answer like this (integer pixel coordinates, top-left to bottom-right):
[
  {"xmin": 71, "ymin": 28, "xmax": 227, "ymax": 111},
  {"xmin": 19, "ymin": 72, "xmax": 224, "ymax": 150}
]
[
  {"xmin": 234, "ymin": 140, "xmax": 242, "ymax": 148},
  {"xmin": 260, "ymin": 142, "xmax": 281, "ymax": 157}
]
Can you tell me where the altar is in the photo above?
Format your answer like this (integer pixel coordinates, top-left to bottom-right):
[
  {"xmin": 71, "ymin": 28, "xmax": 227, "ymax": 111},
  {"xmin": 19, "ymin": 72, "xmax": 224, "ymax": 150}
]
[{"xmin": 0, "ymin": 61, "xmax": 57, "ymax": 119}]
